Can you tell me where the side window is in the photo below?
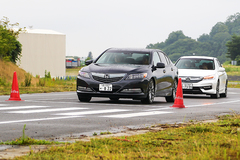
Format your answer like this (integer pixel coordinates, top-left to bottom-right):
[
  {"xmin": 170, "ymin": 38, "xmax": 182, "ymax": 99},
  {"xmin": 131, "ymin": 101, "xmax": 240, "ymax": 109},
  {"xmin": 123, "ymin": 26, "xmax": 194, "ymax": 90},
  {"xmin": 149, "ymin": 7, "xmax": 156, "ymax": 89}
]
[
  {"xmin": 164, "ymin": 55, "xmax": 170, "ymax": 64},
  {"xmin": 216, "ymin": 59, "xmax": 222, "ymax": 67},
  {"xmin": 159, "ymin": 52, "xmax": 168, "ymax": 65},
  {"xmin": 152, "ymin": 52, "xmax": 161, "ymax": 66}
]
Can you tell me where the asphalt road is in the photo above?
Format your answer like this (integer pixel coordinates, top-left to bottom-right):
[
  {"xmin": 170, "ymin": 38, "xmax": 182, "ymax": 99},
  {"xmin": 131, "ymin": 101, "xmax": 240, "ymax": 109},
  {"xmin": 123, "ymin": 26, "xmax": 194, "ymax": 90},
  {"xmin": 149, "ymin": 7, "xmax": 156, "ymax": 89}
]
[{"xmin": 0, "ymin": 88, "xmax": 240, "ymax": 142}]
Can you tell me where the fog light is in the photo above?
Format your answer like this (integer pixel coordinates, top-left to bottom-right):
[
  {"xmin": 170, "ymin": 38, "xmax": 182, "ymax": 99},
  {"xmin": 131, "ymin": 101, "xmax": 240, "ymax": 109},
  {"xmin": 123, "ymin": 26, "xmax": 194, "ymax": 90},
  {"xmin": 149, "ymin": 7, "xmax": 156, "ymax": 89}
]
[
  {"xmin": 202, "ymin": 86, "xmax": 212, "ymax": 90},
  {"xmin": 121, "ymin": 88, "xmax": 142, "ymax": 93},
  {"xmin": 78, "ymin": 86, "xmax": 92, "ymax": 92}
]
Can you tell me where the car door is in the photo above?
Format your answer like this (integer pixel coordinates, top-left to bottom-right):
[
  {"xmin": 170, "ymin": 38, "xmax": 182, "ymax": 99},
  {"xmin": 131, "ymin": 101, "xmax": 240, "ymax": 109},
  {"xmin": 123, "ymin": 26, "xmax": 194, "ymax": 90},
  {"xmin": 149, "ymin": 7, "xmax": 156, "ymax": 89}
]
[
  {"xmin": 151, "ymin": 52, "xmax": 169, "ymax": 96},
  {"xmin": 215, "ymin": 59, "xmax": 227, "ymax": 93},
  {"xmin": 158, "ymin": 52, "xmax": 174, "ymax": 95}
]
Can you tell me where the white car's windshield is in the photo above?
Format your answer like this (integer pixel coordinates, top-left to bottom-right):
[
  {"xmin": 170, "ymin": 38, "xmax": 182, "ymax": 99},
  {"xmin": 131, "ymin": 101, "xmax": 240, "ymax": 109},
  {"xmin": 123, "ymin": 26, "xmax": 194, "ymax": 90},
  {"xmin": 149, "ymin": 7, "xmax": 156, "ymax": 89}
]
[{"xmin": 176, "ymin": 58, "xmax": 215, "ymax": 70}]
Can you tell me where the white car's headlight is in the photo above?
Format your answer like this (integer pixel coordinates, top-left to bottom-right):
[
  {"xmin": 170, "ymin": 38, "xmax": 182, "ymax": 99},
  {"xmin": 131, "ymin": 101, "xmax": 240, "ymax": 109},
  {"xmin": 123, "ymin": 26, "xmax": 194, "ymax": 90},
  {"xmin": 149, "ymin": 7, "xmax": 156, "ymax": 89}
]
[
  {"xmin": 203, "ymin": 75, "xmax": 215, "ymax": 80},
  {"xmin": 126, "ymin": 73, "xmax": 147, "ymax": 80},
  {"xmin": 78, "ymin": 71, "xmax": 90, "ymax": 79}
]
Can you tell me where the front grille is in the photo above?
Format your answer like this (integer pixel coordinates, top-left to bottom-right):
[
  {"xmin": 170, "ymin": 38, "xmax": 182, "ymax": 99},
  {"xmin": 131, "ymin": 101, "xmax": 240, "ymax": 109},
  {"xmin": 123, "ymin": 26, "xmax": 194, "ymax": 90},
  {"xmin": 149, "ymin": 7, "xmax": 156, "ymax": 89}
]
[
  {"xmin": 92, "ymin": 76, "xmax": 123, "ymax": 83},
  {"xmin": 91, "ymin": 73, "xmax": 125, "ymax": 83},
  {"xmin": 180, "ymin": 76, "xmax": 203, "ymax": 83}
]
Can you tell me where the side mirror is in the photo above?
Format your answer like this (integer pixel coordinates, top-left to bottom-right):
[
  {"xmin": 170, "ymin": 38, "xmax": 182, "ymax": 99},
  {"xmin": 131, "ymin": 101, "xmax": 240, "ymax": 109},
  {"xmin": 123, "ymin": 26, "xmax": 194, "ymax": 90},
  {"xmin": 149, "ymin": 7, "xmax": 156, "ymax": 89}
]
[
  {"xmin": 219, "ymin": 67, "xmax": 225, "ymax": 72},
  {"xmin": 156, "ymin": 62, "xmax": 165, "ymax": 68},
  {"xmin": 85, "ymin": 60, "xmax": 93, "ymax": 66}
]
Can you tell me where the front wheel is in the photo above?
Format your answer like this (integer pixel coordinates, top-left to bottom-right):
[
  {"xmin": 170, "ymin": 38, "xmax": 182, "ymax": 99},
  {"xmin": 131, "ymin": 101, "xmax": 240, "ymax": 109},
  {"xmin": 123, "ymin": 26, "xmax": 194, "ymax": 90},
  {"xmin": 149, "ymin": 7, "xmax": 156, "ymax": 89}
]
[
  {"xmin": 220, "ymin": 80, "xmax": 227, "ymax": 98},
  {"xmin": 78, "ymin": 95, "xmax": 91, "ymax": 102},
  {"xmin": 211, "ymin": 81, "xmax": 220, "ymax": 99},
  {"xmin": 141, "ymin": 79, "xmax": 155, "ymax": 104},
  {"xmin": 165, "ymin": 79, "xmax": 177, "ymax": 102}
]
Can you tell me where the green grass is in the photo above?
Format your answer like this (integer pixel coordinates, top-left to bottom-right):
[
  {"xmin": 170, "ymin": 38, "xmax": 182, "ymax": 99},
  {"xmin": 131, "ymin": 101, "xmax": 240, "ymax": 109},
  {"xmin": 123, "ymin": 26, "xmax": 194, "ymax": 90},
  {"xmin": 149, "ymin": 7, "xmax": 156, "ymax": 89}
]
[
  {"xmin": 13, "ymin": 114, "xmax": 240, "ymax": 159},
  {"xmin": 0, "ymin": 78, "xmax": 76, "ymax": 95},
  {"xmin": 66, "ymin": 67, "xmax": 81, "ymax": 76},
  {"xmin": 0, "ymin": 125, "xmax": 63, "ymax": 146},
  {"xmin": 224, "ymin": 64, "xmax": 240, "ymax": 76}
]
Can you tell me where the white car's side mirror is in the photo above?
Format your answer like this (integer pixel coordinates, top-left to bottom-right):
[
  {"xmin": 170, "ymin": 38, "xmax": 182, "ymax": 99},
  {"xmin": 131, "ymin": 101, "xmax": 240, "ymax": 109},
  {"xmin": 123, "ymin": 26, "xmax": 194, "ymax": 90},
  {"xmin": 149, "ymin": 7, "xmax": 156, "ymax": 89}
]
[{"xmin": 219, "ymin": 67, "xmax": 225, "ymax": 72}]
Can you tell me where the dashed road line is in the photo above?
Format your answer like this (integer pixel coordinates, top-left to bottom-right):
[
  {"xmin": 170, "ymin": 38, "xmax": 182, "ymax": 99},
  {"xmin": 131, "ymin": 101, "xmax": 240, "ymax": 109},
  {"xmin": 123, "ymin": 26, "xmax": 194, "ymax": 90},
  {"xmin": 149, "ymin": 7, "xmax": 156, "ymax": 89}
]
[
  {"xmin": 0, "ymin": 116, "xmax": 82, "ymax": 124},
  {"xmin": 54, "ymin": 109, "xmax": 130, "ymax": 116},
  {"xmin": 101, "ymin": 111, "xmax": 172, "ymax": 118},
  {"xmin": 0, "ymin": 106, "xmax": 50, "ymax": 110},
  {"xmin": 6, "ymin": 107, "xmax": 88, "ymax": 114}
]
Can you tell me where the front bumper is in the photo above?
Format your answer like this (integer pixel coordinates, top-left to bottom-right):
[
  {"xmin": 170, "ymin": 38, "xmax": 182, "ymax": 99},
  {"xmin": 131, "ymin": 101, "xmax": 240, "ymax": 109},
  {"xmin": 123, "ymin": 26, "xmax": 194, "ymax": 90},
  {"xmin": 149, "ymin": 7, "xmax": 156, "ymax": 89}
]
[
  {"xmin": 182, "ymin": 79, "xmax": 217, "ymax": 95},
  {"xmin": 76, "ymin": 76, "xmax": 150, "ymax": 99}
]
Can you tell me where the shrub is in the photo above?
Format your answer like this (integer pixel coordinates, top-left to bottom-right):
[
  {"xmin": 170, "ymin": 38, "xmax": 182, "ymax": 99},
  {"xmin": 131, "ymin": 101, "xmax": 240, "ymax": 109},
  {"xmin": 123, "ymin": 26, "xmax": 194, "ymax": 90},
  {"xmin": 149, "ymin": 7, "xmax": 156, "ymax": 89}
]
[
  {"xmin": 45, "ymin": 70, "xmax": 51, "ymax": 79},
  {"xmin": 38, "ymin": 78, "xmax": 45, "ymax": 86},
  {"xmin": 24, "ymin": 73, "xmax": 32, "ymax": 87}
]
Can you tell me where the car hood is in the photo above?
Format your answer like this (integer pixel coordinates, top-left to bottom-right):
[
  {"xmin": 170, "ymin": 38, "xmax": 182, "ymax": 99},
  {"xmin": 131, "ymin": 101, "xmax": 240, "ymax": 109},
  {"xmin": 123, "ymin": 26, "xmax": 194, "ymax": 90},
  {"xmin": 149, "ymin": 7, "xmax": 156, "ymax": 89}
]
[
  {"xmin": 82, "ymin": 63, "xmax": 150, "ymax": 73},
  {"xmin": 178, "ymin": 69, "xmax": 216, "ymax": 77}
]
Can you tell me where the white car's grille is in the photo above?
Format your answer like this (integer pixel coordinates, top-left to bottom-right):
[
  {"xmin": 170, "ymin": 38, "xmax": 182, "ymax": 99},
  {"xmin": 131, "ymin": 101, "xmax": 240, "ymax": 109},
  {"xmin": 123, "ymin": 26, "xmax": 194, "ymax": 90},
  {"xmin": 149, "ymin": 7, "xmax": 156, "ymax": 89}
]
[{"xmin": 180, "ymin": 76, "xmax": 203, "ymax": 83}]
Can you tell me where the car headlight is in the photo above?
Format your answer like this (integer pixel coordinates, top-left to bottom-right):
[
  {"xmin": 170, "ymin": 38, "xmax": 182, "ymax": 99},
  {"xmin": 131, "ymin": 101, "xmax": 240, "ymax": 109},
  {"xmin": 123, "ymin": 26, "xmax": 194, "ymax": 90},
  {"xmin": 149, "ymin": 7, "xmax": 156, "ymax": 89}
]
[
  {"xmin": 126, "ymin": 73, "xmax": 147, "ymax": 80},
  {"xmin": 203, "ymin": 75, "xmax": 215, "ymax": 80},
  {"xmin": 78, "ymin": 71, "xmax": 90, "ymax": 79}
]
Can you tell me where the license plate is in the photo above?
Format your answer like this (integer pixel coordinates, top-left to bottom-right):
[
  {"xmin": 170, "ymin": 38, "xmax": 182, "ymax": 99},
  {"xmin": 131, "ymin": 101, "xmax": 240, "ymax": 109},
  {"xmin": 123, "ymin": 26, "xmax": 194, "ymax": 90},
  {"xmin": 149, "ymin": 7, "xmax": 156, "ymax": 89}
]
[
  {"xmin": 99, "ymin": 84, "xmax": 112, "ymax": 91},
  {"xmin": 182, "ymin": 83, "xmax": 193, "ymax": 89}
]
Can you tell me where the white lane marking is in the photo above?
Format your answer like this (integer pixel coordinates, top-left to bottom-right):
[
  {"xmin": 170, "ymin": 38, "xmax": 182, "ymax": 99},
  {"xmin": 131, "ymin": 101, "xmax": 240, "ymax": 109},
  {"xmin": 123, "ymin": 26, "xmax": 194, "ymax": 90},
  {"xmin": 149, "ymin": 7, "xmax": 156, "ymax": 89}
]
[
  {"xmin": 54, "ymin": 109, "xmax": 130, "ymax": 116},
  {"xmin": 0, "ymin": 104, "xmax": 8, "ymax": 106},
  {"xmin": 145, "ymin": 107, "xmax": 174, "ymax": 111},
  {"xmin": 146, "ymin": 99, "xmax": 240, "ymax": 111},
  {"xmin": 0, "ymin": 116, "xmax": 82, "ymax": 125},
  {"xmin": 101, "ymin": 111, "xmax": 172, "ymax": 118},
  {"xmin": 186, "ymin": 99, "xmax": 240, "ymax": 108},
  {"xmin": 6, "ymin": 107, "xmax": 88, "ymax": 114},
  {"xmin": 0, "ymin": 106, "xmax": 50, "ymax": 110},
  {"xmin": 20, "ymin": 92, "xmax": 76, "ymax": 97},
  {"xmin": 228, "ymin": 92, "xmax": 240, "ymax": 94}
]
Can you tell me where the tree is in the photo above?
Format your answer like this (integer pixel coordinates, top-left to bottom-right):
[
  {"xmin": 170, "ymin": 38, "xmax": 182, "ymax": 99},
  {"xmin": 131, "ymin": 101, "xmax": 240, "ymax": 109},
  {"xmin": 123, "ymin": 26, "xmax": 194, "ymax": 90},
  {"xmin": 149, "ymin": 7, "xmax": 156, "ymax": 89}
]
[
  {"xmin": 87, "ymin": 51, "xmax": 93, "ymax": 59},
  {"xmin": 226, "ymin": 34, "xmax": 240, "ymax": 62},
  {"xmin": 165, "ymin": 30, "xmax": 189, "ymax": 46},
  {"xmin": 0, "ymin": 17, "xmax": 23, "ymax": 63}
]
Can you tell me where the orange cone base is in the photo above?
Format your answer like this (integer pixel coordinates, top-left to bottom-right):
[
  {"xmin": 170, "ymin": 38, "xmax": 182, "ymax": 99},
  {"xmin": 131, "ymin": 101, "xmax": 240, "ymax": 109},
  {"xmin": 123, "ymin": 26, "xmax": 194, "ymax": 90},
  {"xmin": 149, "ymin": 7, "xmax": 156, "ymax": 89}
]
[
  {"xmin": 171, "ymin": 104, "xmax": 185, "ymax": 108},
  {"xmin": 6, "ymin": 98, "xmax": 24, "ymax": 101}
]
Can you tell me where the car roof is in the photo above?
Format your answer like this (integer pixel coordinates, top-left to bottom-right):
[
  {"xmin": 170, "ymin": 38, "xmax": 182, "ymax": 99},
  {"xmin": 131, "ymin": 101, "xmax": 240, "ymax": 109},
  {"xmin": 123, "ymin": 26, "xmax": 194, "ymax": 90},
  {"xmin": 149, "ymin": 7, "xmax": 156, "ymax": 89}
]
[
  {"xmin": 107, "ymin": 48, "xmax": 163, "ymax": 53},
  {"xmin": 179, "ymin": 56, "xmax": 215, "ymax": 60}
]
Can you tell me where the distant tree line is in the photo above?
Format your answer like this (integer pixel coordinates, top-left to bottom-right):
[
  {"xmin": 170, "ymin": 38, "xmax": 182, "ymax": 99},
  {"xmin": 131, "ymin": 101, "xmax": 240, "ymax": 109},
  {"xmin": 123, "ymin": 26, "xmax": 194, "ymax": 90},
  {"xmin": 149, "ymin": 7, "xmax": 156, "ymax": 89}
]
[
  {"xmin": 0, "ymin": 17, "xmax": 23, "ymax": 63},
  {"xmin": 146, "ymin": 13, "xmax": 240, "ymax": 63}
]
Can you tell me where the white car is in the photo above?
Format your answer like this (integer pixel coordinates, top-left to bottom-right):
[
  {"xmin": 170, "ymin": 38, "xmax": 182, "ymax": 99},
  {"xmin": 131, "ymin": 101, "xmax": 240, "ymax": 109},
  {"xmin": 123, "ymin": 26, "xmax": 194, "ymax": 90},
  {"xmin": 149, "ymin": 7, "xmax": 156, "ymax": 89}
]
[{"xmin": 175, "ymin": 56, "xmax": 228, "ymax": 98}]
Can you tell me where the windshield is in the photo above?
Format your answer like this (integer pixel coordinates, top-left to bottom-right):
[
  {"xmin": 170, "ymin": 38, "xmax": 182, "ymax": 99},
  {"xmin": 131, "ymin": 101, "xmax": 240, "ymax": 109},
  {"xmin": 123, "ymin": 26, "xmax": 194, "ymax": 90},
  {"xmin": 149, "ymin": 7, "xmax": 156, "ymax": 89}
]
[
  {"xmin": 95, "ymin": 50, "xmax": 151, "ymax": 65},
  {"xmin": 175, "ymin": 58, "xmax": 215, "ymax": 70}
]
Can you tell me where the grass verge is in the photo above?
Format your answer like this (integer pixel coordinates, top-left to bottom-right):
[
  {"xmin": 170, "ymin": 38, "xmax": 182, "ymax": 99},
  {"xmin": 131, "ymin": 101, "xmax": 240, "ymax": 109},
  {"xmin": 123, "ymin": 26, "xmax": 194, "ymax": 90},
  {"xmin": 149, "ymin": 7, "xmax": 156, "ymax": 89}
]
[{"xmin": 12, "ymin": 114, "xmax": 240, "ymax": 159}]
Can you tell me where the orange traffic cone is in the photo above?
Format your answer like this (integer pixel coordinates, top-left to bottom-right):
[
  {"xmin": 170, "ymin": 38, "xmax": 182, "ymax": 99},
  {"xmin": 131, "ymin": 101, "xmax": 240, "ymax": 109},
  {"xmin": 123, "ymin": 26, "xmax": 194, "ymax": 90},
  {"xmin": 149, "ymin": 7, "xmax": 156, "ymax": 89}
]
[
  {"xmin": 171, "ymin": 78, "xmax": 185, "ymax": 108},
  {"xmin": 6, "ymin": 71, "xmax": 23, "ymax": 101}
]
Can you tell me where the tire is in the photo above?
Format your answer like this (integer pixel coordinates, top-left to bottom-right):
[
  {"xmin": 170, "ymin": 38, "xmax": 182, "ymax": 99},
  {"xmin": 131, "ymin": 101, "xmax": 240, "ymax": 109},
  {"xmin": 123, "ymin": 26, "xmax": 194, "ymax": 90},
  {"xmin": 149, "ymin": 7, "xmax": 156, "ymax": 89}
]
[
  {"xmin": 78, "ymin": 95, "xmax": 91, "ymax": 102},
  {"xmin": 141, "ymin": 79, "xmax": 155, "ymax": 104},
  {"xmin": 165, "ymin": 79, "xmax": 177, "ymax": 102},
  {"xmin": 211, "ymin": 81, "xmax": 220, "ymax": 99},
  {"xmin": 109, "ymin": 97, "xmax": 119, "ymax": 101},
  {"xmin": 220, "ymin": 80, "xmax": 228, "ymax": 98}
]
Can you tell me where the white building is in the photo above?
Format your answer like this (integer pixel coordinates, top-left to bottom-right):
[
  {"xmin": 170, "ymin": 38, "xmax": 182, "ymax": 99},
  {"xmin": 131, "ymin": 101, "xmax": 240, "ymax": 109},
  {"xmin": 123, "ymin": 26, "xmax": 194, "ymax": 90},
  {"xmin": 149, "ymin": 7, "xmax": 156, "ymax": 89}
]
[{"xmin": 17, "ymin": 29, "xmax": 66, "ymax": 77}]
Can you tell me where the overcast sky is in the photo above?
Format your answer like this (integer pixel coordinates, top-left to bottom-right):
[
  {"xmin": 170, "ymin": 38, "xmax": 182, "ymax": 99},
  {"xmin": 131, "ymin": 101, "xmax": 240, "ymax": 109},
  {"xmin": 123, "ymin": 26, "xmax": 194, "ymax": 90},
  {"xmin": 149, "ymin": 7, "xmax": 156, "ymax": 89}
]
[{"xmin": 1, "ymin": 0, "xmax": 240, "ymax": 58}]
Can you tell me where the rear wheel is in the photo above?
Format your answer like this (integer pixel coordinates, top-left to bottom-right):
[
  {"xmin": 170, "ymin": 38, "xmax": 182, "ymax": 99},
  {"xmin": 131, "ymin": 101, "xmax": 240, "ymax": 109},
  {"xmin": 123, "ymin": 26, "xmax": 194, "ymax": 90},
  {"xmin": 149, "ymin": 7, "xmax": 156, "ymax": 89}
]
[
  {"xmin": 78, "ymin": 95, "xmax": 91, "ymax": 102},
  {"xmin": 141, "ymin": 79, "xmax": 154, "ymax": 104},
  {"xmin": 220, "ymin": 80, "xmax": 228, "ymax": 98},
  {"xmin": 165, "ymin": 79, "xmax": 177, "ymax": 102},
  {"xmin": 211, "ymin": 81, "xmax": 220, "ymax": 99}
]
